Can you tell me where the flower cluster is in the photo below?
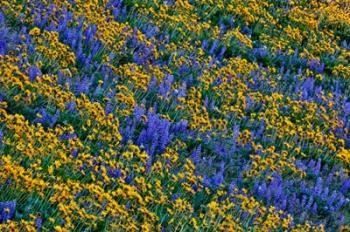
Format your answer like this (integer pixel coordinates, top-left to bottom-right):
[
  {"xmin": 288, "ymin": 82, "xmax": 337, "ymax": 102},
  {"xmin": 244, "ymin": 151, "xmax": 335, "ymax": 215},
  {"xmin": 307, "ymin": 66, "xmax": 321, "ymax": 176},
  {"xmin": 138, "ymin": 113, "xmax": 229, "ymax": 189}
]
[{"xmin": 0, "ymin": 0, "xmax": 350, "ymax": 231}]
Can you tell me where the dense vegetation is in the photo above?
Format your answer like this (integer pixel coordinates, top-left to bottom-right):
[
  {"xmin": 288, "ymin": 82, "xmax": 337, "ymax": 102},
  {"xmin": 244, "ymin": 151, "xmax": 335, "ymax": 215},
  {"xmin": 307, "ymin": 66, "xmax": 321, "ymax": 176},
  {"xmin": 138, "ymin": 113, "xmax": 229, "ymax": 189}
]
[{"xmin": 0, "ymin": 0, "xmax": 350, "ymax": 231}]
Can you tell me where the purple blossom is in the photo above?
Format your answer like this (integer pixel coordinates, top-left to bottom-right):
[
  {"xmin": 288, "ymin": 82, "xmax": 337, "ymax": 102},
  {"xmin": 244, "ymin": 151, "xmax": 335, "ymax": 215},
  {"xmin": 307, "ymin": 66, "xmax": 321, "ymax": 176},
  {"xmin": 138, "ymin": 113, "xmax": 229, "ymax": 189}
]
[
  {"xmin": 170, "ymin": 120, "xmax": 188, "ymax": 134},
  {"xmin": 104, "ymin": 102, "xmax": 114, "ymax": 115},
  {"xmin": 28, "ymin": 65, "xmax": 42, "ymax": 82},
  {"xmin": 253, "ymin": 47, "xmax": 268, "ymax": 58},
  {"xmin": 309, "ymin": 59, "xmax": 325, "ymax": 73},
  {"xmin": 158, "ymin": 75, "xmax": 174, "ymax": 97},
  {"xmin": 344, "ymin": 102, "xmax": 350, "ymax": 116},
  {"xmin": 171, "ymin": 194, "xmax": 179, "ymax": 201},
  {"xmin": 340, "ymin": 179, "xmax": 350, "ymax": 194},
  {"xmin": 136, "ymin": 111, "xmax": 171, "ymax": 156},
  {"xmin": 202, "ymin": 39, "xmax": 208, "ymax": 50},
  {"xmin": 65, "ymin": 100, "xmax": 76, "ymax": 111},
  {"xmin": 75, "ymin": 76, "xmax": 92, "ymax": 94},
  {"xmin": 0, "ymin": 11, "xmax": 4, "ymax": 25},
  {"xmin": 209, "ymin": 40, "xmax": 219, "ymax": 55},
  {"xmin": 35, "ymin": 216, "xmax": 42, "ymax": 229},
  {"xmin": 245, "ymin": 95, "xmax": 254, "ymax": 110},
  {"xmin": 108, "ymin": 168, "xmax": 122, "ymax": 179},
  {"xmin": 71, "ymin": 149, "xmax": 78, "ymax": 158},
  {"xmin": 60, "ymin": 133, "xmax": 76, "ymax": 140},
  {"xmin": 0, "ymin": 201, "xmax": 16, "ymax": 222},
  {"xmin": 191, "ymin": 145, "xmax": 201, "ymax": 165},
  {"xmin": 33, "ymin": 108, "xmax": 60, "ymax": 127},
  {"xmin": 0, "ymin": 129, "xmax": 3, "ymax": 145},
  {"xmin": 0, "ymin": 37, "xmax": 5, "ymax": 55}
]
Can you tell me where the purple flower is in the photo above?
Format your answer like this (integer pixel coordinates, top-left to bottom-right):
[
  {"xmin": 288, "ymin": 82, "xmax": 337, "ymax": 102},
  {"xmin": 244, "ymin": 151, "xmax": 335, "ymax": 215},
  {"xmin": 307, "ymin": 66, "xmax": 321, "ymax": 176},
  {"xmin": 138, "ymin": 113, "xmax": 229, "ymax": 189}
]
[
  {"xmin": 65, "ymin": 101, "xmax": 76, "ymax": 111},
  {"xmin": 327, "ymin": 191, "xmax": 338, "ymax": 207},
  {"xmin": 75, "ymin": 76, "xmax": 92, "ymax": 94},
  {"xmin": 0, "ymin": 11, "xmax": 4, "ymax": 25},
  {"xmin": 191, "ymin": 145, "xmax": 201, "ymax": 165},
  {"xmin": 245, "ymin": 95, "xmax": 254, "ymax": 110},
  {"xmin": 125, "ymin": 174, "xmax": 133, "ymax": 184},
  {"xmin": 35, "ymin": 216, "xmax": 42, "ymax": 229},
  {"xmin": 0, "ymin": 37, "xmax": 6, "ymax": 56},
  {"xmin": 340, "ymin": 179, "xmax": 350, "ymax": 194},
  {"xmin": 108, "ymin": 168, "xmax": 122, "ymax": 179},
  {"xmin": 309, "ymin": 59, "xmax": 324, "ymax": 73},
  {"xmin": 71, "ymin": 149, "xmax": 78, "ymax": 158},
  {"xmin": 136, "ymin": 111, "xmax": 171, "ymax": 155},
  {"xmin": 311, "ymin": 203, "xmax": 318, "ymax": 215},
  {"xmin": 28, "ymin": 65, "xmax": 42, "ymax": 82},
  {"xmin": 314, "ymin": 159, "xmax": 321, "ymax": 175},
  {"xmin": 344, "ymin": 102, "xmax": 350, "ymax": 116},
  {"xmin": 0, "ymin": 129, "xmax": 3, "ymax": 145},
  {"xmin": 209, "ymin": 40, "xmax": 219, "ymax": 55},
  {"xmin": 33, "ymin": 108, "xmax": 60, "ymax": 127},
  {"xmin": 256, "ymin": 182, "xmax": 267, "ymax": 196},
  {"xmin": 170, "ymin": 120, "xmax": 188, "ymax": 134},
  {"xmin": 104, "ymin": 102, "xmax": 114, "ymax": 115},
  {"xmin": 0, "ymin": 200, "xmax": 16, "ymax": 222},
  {"xmin": 174, "ymin": 82, "xmax": 187, "ymax": 98},
  {"xmin": 314, "ymin": 177, "xmax": 323, "ymax": 195},
  {"xmin": 158, "ymin": 75, "xmax": 174, "ymax": 97},
  {"xmin": 253, "ymin": 47, "xmax": 268, "ymax": 58},
  {"xmin": 302, "ymin": 78, "xmax": 315, "ymax": 93},
  {"xmin": 60, "ymin": 133, "xmax": 77, "ymax": 140},
  {"xmin": 171, "ymin": 194, "xmax": 179, "ymax": 201}
]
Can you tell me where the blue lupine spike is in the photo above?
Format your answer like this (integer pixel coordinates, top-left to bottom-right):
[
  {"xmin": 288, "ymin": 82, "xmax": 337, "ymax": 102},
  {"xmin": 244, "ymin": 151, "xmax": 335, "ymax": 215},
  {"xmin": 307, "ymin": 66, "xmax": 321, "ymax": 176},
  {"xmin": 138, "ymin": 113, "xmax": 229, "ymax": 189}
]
[
  {"xmin": 280, "ymin": 198, "xmax": 287, "ymax": 211},
  {"xmin": 158, "ymin": 75, "xmax": 174, "ymax": 97},
  {"xmin": 311, "ymin": 203, "xmax": 318, "ymax": 215},
  {"xmin": 322, "ymin": 187, "xmax": 329, "ymax": 199},
  {"xmin": 104, "ymin": 102, "xmax": 114, "ymax": 115},
  {"xmin": 201, "ymin": 39, "xmax": 208, "ymax": 50},
  {"xmin": 28, "ymin": 65, "xmax": 42, "ymax": 82},
  {"xmin": 107, "ymin": 168, "xmax": 122, "ymax": 179},
  {"xmin": 245, "ymin": 95, "xmax": 254, "ymax": 110},
  {"xmin": 327, "ymin": 190, "xmax": 338, "ymax": 206},
  {"xmin": 33, "ymin": 108, "xmax": 59, "ymax": 127},
  {"xmin": 0, "ymin": 11, "xmax": 5, "ymax": 25},
  {"xmin": 171, "ymin": 120, "xmax": 188, "ymax": 134},
  {"xmin": 136, "ymin": 111, "xmax": 171, "ymax": 156},
  {"xmin": 314, "ymin": 177, "xmax": 323, "ymax": 195},
  {"xmin": 338, "ymin": 215, "xmax": 345, "ymax": 226},
  {"xmin": 212, "ymin": 172, "xmax": 224, "ymax": 187},
  {"xmin": 158, "ymin": 121, "xmax": 170, "ymax": 152},
  {"xmin": 314, "ymin": 159, "xmax": 321, "ymax": 175},
  {"xmin": 209, "ymin": 40, "xmax": 219, "ymax": 55},
  {"xmin": 75, "ymin": 76, "xmax": 92, "ymax": 94},
  {"xmin": 35, "ymin": 216, "xmax": 42, "ymax": 229},
  {"xmin": 306, "ymin": 195, "xmax": 314, "ymax": 210},
  {"xmin": 0, "ymin": 38, "xmax": 6, "ymax": 56},
  {"xmin": 191, "ymin": 145, "xmax": 201, "ymax": 165},
  {"xmin": 301, "ymin": 195, "xmax": 307, "ymax": 208},
  {"xmin": 0, "ymin": 129, "xmax": 3, "ymax": 145},
  {"xmin": 340, "ymin": 179, "xmax": 350, "ymax": 194},
  {"xmin": 112, "ymin": 8, "xmax": 120, "ymax": 19},
  {"xmin": 334, "ymin": 195, "xmax": 345, "ymax": 211},
  {"xmin": 290, "ymin": 193, "xmax": 298, "ymax": 213}
]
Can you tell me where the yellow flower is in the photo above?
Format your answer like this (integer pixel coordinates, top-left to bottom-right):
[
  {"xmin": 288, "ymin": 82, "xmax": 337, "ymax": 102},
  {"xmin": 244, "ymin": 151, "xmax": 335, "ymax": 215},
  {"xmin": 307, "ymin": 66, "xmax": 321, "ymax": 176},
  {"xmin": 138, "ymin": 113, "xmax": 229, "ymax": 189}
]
[
  {"xmin": 190, "ymin": 218, "xmax": 199, "ymax": 230},
  {"xmin": 29, "ymin": 27, "xmax": 41, "ymax": 36},
  {"xmin": 54, "ymin": 225, "xmax": 68, "ymax": 232},
  {"xmin": 337, "ymin": 148, "xmax": 350, "ymax": 164}
]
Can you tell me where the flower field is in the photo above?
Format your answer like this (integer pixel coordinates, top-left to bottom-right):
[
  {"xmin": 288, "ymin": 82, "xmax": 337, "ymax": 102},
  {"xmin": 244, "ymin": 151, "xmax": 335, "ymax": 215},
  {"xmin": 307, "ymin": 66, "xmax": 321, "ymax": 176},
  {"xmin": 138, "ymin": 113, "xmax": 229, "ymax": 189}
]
[{"xmin": 0, "ymin": 0, "xmax": 350, "ymax": 231}]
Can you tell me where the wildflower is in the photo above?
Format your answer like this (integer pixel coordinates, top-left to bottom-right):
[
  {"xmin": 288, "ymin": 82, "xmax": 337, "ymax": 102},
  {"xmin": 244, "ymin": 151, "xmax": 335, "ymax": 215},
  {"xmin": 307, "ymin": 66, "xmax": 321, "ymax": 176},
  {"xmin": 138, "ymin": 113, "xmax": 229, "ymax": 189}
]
[
  {"xmin": 29, "ymin": 27, "xmax": 41, "ymax": 36},
  {"xmin": 0, "ymin": 129, "xmax": 3, "ymax": 145},
  {"xmin": 0, "ymin": 201, "xmax": 16, "ymax": 222}
]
